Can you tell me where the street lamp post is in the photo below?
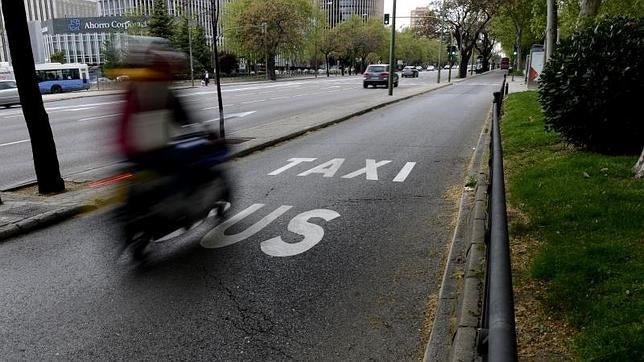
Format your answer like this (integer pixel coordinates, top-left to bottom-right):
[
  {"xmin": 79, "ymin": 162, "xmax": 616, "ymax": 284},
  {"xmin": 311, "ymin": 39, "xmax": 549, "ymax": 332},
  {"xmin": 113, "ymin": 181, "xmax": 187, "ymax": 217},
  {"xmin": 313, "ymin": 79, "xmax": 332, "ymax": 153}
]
[
  {"xmin": 185, "ymin": 1, "xmax": 195, "ymax": 87},
  {"xmin": 262, "ymin": 22, "xmax": 269, "ymax": 81},
  {"xmin": 387, "ymin": 0, "xmax": 397, "ymax": 96}
]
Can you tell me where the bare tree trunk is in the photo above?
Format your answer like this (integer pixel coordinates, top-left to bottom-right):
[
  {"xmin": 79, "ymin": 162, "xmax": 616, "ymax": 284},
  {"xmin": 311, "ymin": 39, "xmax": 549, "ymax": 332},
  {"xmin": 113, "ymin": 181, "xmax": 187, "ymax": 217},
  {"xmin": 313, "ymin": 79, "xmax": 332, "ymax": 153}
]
[
  {"xmin": 579, "ymin": 0, "xmax": 603, "ymax": 18},
  {"xmin": 2, "ymin": 1, "xmax": 64, "ymax": 194},
  {"xmin": 634, "ymin": 148, "xmax": 644, "ymax": 179}
]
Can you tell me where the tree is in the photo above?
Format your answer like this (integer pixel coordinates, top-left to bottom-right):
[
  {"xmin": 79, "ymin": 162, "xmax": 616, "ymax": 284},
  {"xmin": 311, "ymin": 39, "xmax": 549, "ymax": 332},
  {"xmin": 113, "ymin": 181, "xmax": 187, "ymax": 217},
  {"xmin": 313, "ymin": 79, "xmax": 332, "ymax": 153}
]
[
  {"xmin": 490, "ymin": 0, "xmax": 539, "ymax": 71},
  {"xmin": 148, "ymin": 0, "xmax": 174, "ymax": 40},
  {"xmin": 334, "ymin": 15, "xmax": 387, "ymax": 74},
  {"xmin": 474, "ymin": 30, "xmax": 495, "ymax": 71},
  {"xmin": 1, "ymin": 1, "xmax": 64, "ymax": 194},
  {"xmin": 50, "ymin": 50, "xmax": 65, "ymax": 63},
  {"xmin": 224, "ymin": 0, "xmax": 314, "ymax": 80},
  {"xmin": 440, "ymin": 0, "xmax": 500, "ymax": 78},
  {"xmin": 218, "ymin": 52, "xmax": 238, "ymax": 75},
  {"xmin": 101, "ymin": 34, "xmax": 122, "ymax": 73},
  {"xmin": 318, "ymin": 27, "xmax": 341, "ymax": 76},
  {"xmin": 579, "ymin": 0, "xmax": 602, "ymax": 18},
  {"xmin": 192, "ymin": 25, "xmax": 212, "ymax": 75}
]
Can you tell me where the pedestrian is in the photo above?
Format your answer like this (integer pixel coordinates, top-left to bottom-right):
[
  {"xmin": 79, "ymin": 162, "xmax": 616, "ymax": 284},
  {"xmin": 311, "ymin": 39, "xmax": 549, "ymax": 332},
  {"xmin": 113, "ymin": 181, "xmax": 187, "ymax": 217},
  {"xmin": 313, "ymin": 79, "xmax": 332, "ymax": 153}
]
[{"xmin": 204, "ymin": 71, "xmax": 210, "ymax": 86}]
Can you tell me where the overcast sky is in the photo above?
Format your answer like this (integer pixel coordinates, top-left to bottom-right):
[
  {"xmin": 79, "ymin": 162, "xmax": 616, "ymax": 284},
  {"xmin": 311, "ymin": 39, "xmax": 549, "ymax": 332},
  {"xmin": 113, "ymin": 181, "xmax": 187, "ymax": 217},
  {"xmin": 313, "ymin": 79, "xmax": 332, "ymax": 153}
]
[{"xmin": 383, "ymin": 0, "xmax": 431, "ymax": 29}]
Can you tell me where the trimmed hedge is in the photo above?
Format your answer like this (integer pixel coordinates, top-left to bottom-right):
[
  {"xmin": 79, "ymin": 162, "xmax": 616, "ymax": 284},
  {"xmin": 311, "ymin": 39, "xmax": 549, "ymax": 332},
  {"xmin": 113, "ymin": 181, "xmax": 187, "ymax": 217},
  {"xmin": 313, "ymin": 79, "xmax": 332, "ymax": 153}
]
[{"xmin": 538, "ymin": 17, "xmax": 644, "ymax": 154}]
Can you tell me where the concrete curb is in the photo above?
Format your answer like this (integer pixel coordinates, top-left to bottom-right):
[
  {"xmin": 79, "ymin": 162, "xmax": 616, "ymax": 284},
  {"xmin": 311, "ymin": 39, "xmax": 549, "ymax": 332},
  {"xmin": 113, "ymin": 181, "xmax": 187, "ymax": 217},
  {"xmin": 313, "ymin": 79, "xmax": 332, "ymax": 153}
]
[
  {"xmin": 424, "ymin": 105, "xmax": 492, "ymax": 362},
  {"xmin": 0, "ymin": 204, "xmax": 87, "ymax": 241},
  {"xmin": 1, "ymin": 81, "xmax": 452, "ymax": 242}
]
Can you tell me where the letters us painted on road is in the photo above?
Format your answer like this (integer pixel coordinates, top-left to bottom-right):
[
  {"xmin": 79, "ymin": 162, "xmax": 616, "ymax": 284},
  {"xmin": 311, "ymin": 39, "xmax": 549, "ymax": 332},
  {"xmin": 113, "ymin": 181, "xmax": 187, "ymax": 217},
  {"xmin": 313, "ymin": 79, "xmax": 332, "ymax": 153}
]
[
  {"xmin": 268, "ymin": 158, "xmax": 416, "ymax": 182},
  {"xmin": 200, "ymin": 204, "xmax": 340, "ymax": 257}
]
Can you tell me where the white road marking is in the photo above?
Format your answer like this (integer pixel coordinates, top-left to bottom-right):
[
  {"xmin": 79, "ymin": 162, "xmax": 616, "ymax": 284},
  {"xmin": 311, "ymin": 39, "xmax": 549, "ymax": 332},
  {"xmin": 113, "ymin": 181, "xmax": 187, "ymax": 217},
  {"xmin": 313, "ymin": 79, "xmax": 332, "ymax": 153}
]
[
  {"xmin": 0, "ymin": 139, "xmax": 29, "ymax": 147},
  {"xmin": 202, "ymin": 104, "xmax": 234, "ymax": 110},
  {"xmin": 241, "ymin": 100, "xmax": 265, "ymax": 104},
  {"xmin": 204, "ymin": 111, "xmax": 256, "ymax": 123},
  {"xmin": 341, "ymin": 159, "xmax": 391, "ymax": 180},
  {"xmin": 270, "ymin": 96, "xmax": 288, "ymax": 100},
  {"xmin": 393, "ymin": 162, "xmax": 416, "ymax": 182},
  {"xmin": 186, "ymin": 82, "xmax": 305, "ymax": 96},
  {"xmin": 2, "ymin": 100, "xmax": 124, "ymax": 118},
  {"xmin": 77, "ymin": 114, "xmax": 120, "ymax": 122},
  {"xmin": 298, "ymin": 158, "xmax": 345, "ymax": 177},
  {"xmin": 268, "ymin": 158, "xmax": 317, "ymax": 175},
  {"xmin": 201, "ymin": 204, "xmax": 293, "ymax": 248},
  {"xmin": 260, "ymin": 209, "xmax": 341, "ymax": 257}
]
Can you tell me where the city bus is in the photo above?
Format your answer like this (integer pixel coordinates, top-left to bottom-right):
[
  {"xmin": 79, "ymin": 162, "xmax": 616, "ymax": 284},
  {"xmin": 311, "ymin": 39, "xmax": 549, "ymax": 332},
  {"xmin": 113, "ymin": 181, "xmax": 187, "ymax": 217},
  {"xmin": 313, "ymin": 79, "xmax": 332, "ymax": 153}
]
[
  {"xmin": 500, "ymin": 57, "xmax": 510, "ymax": 70},
  {"xmin": 35, "ymin": 63, "xmax": 90, "ymax": 94}
]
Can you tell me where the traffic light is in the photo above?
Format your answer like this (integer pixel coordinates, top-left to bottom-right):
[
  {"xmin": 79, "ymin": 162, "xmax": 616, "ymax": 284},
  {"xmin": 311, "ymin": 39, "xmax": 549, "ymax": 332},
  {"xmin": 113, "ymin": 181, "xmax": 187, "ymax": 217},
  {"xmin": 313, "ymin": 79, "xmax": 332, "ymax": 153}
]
[{"xmin": 384, "ymin": 14, "xmax": 390, "ymax": 25}]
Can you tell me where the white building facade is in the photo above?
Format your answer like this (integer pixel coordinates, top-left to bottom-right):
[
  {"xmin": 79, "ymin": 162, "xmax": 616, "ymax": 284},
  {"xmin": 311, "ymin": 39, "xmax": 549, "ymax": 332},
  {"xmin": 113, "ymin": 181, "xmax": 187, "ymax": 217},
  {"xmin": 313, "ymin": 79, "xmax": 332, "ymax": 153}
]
[
  {"xmin": 98, "ymin": 0, "xmax": 226, "ymax": 47},
  {"xmin": 0, "ymin": 0, "xmax": 99, "ymax": 61}
]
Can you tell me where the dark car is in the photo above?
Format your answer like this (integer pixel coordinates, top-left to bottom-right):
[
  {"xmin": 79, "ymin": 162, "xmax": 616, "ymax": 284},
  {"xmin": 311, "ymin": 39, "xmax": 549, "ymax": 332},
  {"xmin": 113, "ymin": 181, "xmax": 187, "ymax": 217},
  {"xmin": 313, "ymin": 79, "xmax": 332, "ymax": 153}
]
[
  {"xmin": 363, "ymin": 64, "xmax": 399, "ymax": 88},
  {"xmin": 402, "ymin": 66, "xmax": 419, "ymax": 78}
]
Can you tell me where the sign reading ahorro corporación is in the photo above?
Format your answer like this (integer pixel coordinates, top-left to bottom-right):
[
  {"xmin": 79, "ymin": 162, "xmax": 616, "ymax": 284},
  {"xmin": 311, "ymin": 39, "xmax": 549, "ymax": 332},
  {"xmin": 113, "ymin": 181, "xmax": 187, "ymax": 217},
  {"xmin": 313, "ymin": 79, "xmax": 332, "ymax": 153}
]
[{"xmin": 47, "ymin": 16, "xmax": 149, "ymax": 35}]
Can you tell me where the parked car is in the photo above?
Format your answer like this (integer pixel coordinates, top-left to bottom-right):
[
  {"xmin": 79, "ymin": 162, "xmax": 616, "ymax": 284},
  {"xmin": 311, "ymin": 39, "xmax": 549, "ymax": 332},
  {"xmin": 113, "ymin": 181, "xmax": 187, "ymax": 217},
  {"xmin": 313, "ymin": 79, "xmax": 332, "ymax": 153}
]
[
  {"xmin": 402, "ymin": 66, "xmax": 419, "ymax": 78},
  {"xmin": 363, "ymin": 64, "xmax": 399, "ymax": 88},
  {"xmin": 0, "ymin": 80, "xmax": 20, "ymax": 108},
  {"xmin": 426, "ymin": 65, "xmax": 436, "ymax": 71},
  {"xmin": 415, "ymin": 66, "xmax": 423, "ymax": 72}
]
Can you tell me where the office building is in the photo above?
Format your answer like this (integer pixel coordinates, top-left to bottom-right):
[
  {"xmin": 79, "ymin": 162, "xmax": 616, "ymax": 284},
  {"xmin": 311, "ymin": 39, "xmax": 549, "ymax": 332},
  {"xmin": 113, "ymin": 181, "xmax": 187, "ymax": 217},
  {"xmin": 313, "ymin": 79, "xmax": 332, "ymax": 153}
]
[
  {"xmin": 0, "ymin": 0, "xmax": 99, "ymax": 62},
  {"xmin": 410, "ymin": 6, "xmax": 429, "ymax": 29},
  {"xmin": 320, "ymin": 0, "xmax": 385, "ymax": 27}
]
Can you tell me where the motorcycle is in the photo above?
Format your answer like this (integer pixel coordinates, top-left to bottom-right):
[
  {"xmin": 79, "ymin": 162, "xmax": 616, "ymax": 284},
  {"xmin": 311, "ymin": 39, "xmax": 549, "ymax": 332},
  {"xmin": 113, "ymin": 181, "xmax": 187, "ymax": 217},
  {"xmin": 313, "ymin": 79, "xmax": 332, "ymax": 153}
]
[{"xmin": 115, "ymin": 132, "xmax": 231, "ymax": 262}]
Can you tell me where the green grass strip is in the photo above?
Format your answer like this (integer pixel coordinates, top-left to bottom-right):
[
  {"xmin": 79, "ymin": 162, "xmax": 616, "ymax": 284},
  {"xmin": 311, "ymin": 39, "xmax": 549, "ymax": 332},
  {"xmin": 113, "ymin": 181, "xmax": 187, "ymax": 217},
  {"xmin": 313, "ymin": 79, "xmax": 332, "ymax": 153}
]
[{"xmin": 501, "ymin": 91, "xmax": 644, "ymax": 361}]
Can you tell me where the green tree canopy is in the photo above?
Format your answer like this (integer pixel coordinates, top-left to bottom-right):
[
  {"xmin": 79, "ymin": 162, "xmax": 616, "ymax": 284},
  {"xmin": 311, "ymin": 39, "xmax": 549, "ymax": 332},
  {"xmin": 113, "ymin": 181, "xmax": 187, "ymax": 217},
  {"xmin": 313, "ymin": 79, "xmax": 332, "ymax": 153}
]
[
  {"xmin": 50, "ymin": 50, "xmax": 65, "ymax": 63},
  {"xmin": 224, "ymin": 0, "xmax": 315, "ymax": 80},
  {"xmin": 148, "ymin": 0, "xmax": 174, "ymax": 40}
]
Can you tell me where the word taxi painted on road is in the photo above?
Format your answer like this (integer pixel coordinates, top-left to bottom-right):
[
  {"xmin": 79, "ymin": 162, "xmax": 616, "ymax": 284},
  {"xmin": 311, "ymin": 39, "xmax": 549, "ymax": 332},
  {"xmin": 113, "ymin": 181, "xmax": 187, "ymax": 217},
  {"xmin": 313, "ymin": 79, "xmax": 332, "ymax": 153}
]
[{"xmin": 268, "ymin": 158, "xmax": 416, "ymax": 182}]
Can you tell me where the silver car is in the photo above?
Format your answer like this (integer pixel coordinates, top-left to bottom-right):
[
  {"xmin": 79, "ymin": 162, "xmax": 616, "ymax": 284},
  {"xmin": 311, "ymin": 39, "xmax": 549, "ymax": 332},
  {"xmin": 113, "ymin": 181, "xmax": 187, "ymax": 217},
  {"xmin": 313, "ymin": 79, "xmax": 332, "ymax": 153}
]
[{"xmin": 0, "ymin": 80, "xmax": 20, "ymax": 108}]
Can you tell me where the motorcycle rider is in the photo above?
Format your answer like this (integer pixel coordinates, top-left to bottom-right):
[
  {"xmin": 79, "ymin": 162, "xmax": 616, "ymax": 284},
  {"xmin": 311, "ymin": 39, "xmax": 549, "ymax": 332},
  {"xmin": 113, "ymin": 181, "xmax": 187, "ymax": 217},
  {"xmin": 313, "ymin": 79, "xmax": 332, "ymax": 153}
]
[{"xmin": 115, "ymin": 37, "xmax": 230, "ymax": 260}]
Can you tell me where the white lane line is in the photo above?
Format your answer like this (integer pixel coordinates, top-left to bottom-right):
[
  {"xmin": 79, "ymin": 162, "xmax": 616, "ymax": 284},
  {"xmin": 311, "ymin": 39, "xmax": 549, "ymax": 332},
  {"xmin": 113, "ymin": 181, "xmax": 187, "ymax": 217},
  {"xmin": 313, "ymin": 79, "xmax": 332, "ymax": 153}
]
[
  {"xmin": 65, "ymin": 107, "xmax": 94, "ymax": 112},
  {"xmin": 326, "ymin": 86, "xmax": 342, "ymax": 89},
  {"xmin": 0, "ymin": 139, "xmax": 29, "ymax": 147},
  {"xmin": 77, "ymin": 113, "xmax": 120, "ymax": 122},
  {"xmin": 270, "ymin": 96, "xmax": 288, "ymax": 100},
  {"xmin": 204, "ymin": 111, "xmax": 257, "ymax": 123},
  {"xmin": 185, "ymin": 82, "xmax": 305, "ymax": 96},
  {"xmin": 393, "ymin": 162, "xmax": 416, "ymax": 182},
  {"xmin": 240, "ymin": 100, "xmax": 265, "ymax": 104},
  {"xmin": 202, "ymin": 104, "xmax": 234, "ymax": 110},
  {"xmin": 1, "ymin": 100, "xmax": 124, "ymax": 118}
]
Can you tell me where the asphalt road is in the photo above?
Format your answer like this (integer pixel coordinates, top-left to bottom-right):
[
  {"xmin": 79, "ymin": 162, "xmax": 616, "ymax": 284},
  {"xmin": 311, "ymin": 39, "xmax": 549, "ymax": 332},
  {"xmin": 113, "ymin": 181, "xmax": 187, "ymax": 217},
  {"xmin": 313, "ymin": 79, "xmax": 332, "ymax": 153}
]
[
  {"xmin": 0, "ymin": 71, "xmax": 503, "ymax": 360},
  {"xmin": 0, "ymin": 71, "xmax": 446, "ymax": 189}
]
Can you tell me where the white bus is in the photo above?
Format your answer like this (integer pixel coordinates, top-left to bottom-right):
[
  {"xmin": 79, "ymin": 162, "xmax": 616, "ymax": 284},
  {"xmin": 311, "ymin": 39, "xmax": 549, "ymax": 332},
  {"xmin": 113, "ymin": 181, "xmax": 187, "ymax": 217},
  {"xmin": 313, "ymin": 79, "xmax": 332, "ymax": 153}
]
[{"xmin": 35, "ymin": 63, "xmax": 90, "ymax": 94}]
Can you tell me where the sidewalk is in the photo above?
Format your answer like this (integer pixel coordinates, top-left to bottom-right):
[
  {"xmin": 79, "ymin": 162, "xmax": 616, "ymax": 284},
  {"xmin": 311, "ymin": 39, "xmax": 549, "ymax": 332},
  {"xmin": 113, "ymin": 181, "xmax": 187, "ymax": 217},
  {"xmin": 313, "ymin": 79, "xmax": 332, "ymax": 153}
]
[{"xmin": 506, "ymin": 75, "xmax": 529, "ymax": 94}]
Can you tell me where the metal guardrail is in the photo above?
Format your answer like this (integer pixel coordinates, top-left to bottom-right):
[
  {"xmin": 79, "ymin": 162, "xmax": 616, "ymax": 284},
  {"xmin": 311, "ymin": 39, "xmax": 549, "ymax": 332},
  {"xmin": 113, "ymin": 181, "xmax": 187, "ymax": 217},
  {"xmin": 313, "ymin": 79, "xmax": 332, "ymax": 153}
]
[{"xmin": 478, "ymin": 74, "xmax": 518, "ymax": 362}]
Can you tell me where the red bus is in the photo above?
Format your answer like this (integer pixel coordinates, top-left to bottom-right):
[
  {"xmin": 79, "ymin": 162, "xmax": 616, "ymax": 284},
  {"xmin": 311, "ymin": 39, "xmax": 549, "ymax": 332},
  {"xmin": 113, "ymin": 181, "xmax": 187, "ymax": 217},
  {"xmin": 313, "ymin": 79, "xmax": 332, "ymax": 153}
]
[{"xmin": 500, "ymin": 57, "xmax": 510, "ymax": 70}]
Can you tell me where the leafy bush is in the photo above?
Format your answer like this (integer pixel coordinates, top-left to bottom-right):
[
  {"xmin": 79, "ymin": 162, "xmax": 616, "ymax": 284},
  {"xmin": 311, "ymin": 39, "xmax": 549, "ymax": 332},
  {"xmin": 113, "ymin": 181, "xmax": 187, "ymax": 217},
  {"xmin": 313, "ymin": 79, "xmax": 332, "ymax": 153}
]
[
  {"xmin": 538, "ymin": 16, "xmax": 644, "ymax": 154},
  {"xmin": 218, "ymin": 52, "xmax": 239, "ymax": 76}
]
